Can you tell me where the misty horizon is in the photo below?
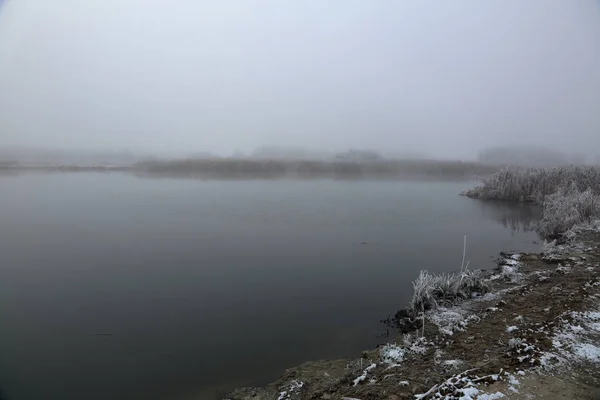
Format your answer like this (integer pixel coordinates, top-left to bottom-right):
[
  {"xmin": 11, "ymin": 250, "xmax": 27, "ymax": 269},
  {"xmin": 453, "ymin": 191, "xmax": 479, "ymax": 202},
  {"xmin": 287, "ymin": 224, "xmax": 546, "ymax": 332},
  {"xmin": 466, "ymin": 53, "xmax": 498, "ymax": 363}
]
[{"xmin": 1, "ymin": 1, "xmax": 599, "ymax": 159}]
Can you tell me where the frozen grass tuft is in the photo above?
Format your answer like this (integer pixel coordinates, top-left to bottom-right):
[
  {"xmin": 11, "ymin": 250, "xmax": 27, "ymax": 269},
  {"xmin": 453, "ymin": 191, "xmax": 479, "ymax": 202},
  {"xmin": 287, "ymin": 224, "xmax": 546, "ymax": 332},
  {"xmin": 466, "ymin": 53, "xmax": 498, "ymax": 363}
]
[
  {"xmin": 537, "ymin": 182, "xmax": 600, "ymax": 237},
  {"xmin": 409, "ymin": 236, "xmax": 489, "ymax": 314},
  {"xmin": 380, "ymin": 343, "xmax": 406, "ymax": 366},
  {"xmin": 409, "ymin": 269, "xmax": 489, "ymax": 313}
]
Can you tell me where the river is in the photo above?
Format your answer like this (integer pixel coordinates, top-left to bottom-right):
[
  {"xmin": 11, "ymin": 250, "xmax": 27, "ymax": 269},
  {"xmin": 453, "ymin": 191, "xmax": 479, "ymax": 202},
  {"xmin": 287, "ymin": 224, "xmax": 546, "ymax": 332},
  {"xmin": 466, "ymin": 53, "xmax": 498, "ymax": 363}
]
[{"xmin": 0, "ymin": 173, "xmax": 540, "ymax": 399}]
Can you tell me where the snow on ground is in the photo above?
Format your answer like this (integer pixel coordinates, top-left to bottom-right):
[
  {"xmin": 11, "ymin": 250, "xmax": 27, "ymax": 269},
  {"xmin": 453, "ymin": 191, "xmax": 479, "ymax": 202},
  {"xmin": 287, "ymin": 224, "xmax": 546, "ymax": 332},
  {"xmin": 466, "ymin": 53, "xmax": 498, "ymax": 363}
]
[
  {"xmin": 540, "ymin": 303, "xmax": 600, "ymax": 370},
  {"xmin": 499, "ymin": 256, "xmax": 523, "ymax": 282},
  {"xmin": 427, "ymin": 306, "xmax": 481, "ymax": 336},
  {"xmin": 414, "ymin": 369, "xmax": 513, "ymax": 400},
  {"xmin": 442, "ymin": 359, "xmax": 464, "ymax": 368},
  {"xmin": 352, "ymin": 364, "xmax": 376, "ymax": 386},
  {"xmin": 277, "ymin": 380, "xmax": 304, "ymax": 400}
]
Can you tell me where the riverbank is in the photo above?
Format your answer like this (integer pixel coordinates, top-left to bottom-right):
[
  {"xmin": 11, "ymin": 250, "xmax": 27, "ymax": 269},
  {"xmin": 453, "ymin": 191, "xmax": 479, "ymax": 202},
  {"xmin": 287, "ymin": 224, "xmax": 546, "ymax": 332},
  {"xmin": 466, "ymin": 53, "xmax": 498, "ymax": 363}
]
[
  {"xmin": 0, "ymin": 158, "xmax": 500, "ymax": 181},
  {"xmin": 225, "ymin": 226, "xmax": 600, "ymax": 399}
]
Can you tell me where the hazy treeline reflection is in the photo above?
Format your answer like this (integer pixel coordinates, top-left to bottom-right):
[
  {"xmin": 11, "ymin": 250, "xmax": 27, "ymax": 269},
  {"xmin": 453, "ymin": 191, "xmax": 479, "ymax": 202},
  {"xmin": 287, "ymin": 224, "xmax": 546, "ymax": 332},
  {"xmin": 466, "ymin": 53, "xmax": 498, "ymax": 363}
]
[{"xmin": 134, "ymin": 158, "xmax": 499, "ymax": 180}]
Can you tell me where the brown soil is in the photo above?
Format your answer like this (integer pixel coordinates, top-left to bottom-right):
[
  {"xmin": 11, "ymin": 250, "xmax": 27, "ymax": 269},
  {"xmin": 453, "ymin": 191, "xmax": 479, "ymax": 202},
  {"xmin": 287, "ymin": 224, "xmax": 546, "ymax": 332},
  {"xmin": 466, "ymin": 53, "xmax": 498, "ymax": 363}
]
[{"xmin": 225, "ymin": 231, "xmax": 600, "ymax": 400}]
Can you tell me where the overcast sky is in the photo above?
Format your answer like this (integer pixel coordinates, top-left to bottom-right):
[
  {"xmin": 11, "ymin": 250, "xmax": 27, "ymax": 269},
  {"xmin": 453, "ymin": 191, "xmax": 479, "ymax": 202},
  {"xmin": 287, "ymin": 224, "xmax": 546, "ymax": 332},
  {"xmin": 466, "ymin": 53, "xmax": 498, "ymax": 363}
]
[{"xmin": 0, "ymin": 0, "xmax": 599, "ymax": 158}]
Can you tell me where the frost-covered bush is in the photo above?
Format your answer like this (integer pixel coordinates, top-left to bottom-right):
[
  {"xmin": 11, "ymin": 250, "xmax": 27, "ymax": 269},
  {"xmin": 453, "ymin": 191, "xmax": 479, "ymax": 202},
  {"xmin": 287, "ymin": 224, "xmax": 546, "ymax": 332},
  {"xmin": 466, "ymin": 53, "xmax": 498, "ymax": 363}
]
[
  {"xmin": 409, "ymin": 269, "xmax": 489, "ymax": 313},
  {"xmin": 464, "ymin": 165, "xmax": 600, "ymax": 236},
  {"xmin": 537, "ymin": 182, "xmax": 600, "ymax": 237},
  {"xmin": 463, "ymin": 165, "xmax": 600, "ymax": 203}
]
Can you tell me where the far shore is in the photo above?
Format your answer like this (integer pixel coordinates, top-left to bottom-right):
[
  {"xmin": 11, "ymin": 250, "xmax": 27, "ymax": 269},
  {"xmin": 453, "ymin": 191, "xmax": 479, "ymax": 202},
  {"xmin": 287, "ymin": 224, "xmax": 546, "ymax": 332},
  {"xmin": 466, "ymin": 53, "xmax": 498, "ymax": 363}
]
[{"xmin": 0, "ymin": 157, "xmax": 501, "ymax": 181}]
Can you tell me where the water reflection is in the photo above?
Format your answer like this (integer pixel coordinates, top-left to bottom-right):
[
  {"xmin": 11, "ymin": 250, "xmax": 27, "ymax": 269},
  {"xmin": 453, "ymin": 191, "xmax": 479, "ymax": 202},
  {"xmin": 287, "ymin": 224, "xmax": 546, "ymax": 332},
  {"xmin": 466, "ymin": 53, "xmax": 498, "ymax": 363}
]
[
  {"xmin": 476, "ymin": 199, "xmax": 542, "ymax": 234},
  {"xmin": 0, "ymin": 169, "xmax": 19, "ymax": 177}
]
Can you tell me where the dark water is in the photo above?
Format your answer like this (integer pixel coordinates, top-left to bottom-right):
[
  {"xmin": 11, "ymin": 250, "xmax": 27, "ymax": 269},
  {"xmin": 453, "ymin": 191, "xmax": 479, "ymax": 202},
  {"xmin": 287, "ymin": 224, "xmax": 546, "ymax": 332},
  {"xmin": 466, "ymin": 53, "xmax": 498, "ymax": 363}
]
[{"xmin": 0, "ymin": 174, "xmax": 540, "ymax": 400}]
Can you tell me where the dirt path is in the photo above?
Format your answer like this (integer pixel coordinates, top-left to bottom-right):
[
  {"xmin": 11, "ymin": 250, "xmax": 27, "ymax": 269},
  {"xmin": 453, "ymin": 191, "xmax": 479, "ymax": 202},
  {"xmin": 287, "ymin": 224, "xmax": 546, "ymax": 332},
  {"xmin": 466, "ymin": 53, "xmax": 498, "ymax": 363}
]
[{"xmin": 225, "ymin": 230, "xmax": 600, "ymax": 400}]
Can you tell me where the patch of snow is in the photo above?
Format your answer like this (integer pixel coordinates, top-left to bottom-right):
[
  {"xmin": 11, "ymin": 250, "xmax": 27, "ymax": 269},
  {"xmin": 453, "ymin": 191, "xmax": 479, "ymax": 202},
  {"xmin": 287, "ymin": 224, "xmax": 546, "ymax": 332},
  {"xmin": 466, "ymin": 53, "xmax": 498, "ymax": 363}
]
[
  {"xmin": 572, "ymin": 343, "xmax": 600, "ymax": 362},
  {"xmin": 416, "ymin": 370, "xmax": 510, "ymax": 400},
  {"xmin": 556, "ymin": 264, "xmax": 571, "ymax": 274},
  {"xmin": 506, "ymin": 326, "xmax": 519, "ymax": 333},
  {"xmin": 442, "ymin": 359, "xmax": 464, "ymax": 368},
  {"xmin": 460, "ymin": 387, "xmax": 480, "ymax": 398},
  {"xmin": 517, "ymin": 355, "xmax": 531, "ymax": 363},
  {"xmin": 409, "ymin": 337, "xmax": 430, "ymax": 355},
  {"xmin": 477, "ymin": 393, "xmax": 505, "ymax": 400},
  {"xmin": 501, "ymin": 265, "xmax": 521, "ymax": 282},
  {"xmin": 508, "ymin": 337, "xmax": 523, "ymax": 348},
  {"xmin": 475, "ymin": 292, "xmax": 501, "ymax": 302},
  {"xmin": 277, "ymin": 380, "xmax": 304, "ymax": 400},
  {"xmin": 579, "ymin": 311, "xmax": 600, "ymax": 321},
  {"xmin": 399, "ymin": 380, "xmax": 409, "ymax": 387},
  {"xmin": 540, "ymin": 304, "xmax": 600, "ymax": 369},
  {"xmin": 428, "ymin": 306, "xmax": 480, "ymax": 336},
  {"xmin": 353, "ymin": 363, "xmax": 376, "ymax": 386},
  {"xmin": 590, "ymin": 322, "xmax": 600, "ymax": 332}
]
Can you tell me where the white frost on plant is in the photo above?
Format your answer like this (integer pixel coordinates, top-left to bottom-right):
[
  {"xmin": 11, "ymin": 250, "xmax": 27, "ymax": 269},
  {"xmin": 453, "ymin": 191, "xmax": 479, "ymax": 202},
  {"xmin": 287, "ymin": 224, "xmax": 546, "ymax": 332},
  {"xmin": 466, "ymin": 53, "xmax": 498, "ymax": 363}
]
[
  {"xmin": 410, "ymin": 269, "xmax": 490, "ymax": 313},
  {"xmin": 379, "ymin": 344, "xmax": 405, "ymax": 366},
  {"xmin": 538, "ymin": 183, "xmax": 600, "ymax": 237},
  {"xmin": 464, "ymin": 165, "xmax": 600, "ymax": 235}
]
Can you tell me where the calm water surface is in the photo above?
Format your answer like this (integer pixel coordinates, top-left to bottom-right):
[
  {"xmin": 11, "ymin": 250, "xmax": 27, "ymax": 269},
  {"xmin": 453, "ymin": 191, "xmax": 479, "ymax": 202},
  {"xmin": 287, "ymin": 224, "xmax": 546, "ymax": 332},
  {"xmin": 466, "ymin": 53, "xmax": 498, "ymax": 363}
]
[{"xmin": 0, "ymin": 173, "xmax": 540, "ymax": 400}]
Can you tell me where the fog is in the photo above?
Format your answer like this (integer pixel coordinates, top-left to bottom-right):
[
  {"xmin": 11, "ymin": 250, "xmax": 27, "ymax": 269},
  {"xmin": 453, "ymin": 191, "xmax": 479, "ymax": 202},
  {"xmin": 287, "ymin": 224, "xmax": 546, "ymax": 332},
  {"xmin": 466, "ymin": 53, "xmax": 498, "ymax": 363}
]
[{"xmin": 0, "ymin": 0, "xmax": 599, "ymax": 159}]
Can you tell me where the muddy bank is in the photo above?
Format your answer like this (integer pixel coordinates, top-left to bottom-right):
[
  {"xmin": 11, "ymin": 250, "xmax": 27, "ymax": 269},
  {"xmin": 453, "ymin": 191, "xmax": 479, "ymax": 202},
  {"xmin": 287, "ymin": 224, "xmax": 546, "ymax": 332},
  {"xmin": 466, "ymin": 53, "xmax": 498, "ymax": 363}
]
[{"xmin": 225, "ymin": 228, "xmax": 600, "ymax": 400}]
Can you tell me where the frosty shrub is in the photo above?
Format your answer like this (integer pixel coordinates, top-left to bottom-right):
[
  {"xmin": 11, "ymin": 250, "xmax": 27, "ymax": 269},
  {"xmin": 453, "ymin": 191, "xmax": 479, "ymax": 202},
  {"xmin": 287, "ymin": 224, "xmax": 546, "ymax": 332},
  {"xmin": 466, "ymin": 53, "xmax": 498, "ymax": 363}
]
[
  {"xmin": 463, "ymin": 165, "xmax": 600, "ymax": 203},
  {"xmin": 409, "ymin": 269, "xmax": 489, "ymax": 314},
  {"xmin": 537, "ymin": 182, "xmax": 600, "ymax": 237},
  {"xmin": 464, "ymin": 165, "xmax": 600, "ymax": 236}
]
